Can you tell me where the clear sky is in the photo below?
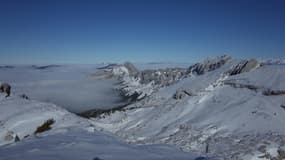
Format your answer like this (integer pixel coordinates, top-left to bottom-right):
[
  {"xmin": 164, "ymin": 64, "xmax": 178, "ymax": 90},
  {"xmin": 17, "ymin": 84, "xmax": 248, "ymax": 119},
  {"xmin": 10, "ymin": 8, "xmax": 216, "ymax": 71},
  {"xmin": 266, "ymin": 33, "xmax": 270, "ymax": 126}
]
[{"xmin": 0, "ymin": 0, "xmax": 284, "ymax": 64}]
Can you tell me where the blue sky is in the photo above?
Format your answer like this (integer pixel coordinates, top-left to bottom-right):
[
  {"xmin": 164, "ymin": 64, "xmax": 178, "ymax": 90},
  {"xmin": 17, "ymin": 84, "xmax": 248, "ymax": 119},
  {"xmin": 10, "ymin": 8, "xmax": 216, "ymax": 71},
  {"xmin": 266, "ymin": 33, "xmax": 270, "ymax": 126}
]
[{"xmin": 0, "ymin": 0, "xmax": 284, "ymax": 64}]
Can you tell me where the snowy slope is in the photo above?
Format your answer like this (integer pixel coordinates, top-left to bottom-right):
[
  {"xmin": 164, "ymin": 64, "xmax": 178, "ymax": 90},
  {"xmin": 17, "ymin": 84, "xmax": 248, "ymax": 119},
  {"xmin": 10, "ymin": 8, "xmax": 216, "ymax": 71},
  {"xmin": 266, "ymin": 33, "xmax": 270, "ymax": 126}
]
[
  {"xmin": 0, "ymin": 94, "xmax": 90, "ymax": 146},
  {"xmin": 91, "ymin": 57, "xmax": 285, "ymax": 159},
  {"xmin": 0, "ymin": 129, "xmax": 197, "ymax": 160},
  {"xmin": 0, "ymin": 94, "xmax": 199, "ymax": 160}
]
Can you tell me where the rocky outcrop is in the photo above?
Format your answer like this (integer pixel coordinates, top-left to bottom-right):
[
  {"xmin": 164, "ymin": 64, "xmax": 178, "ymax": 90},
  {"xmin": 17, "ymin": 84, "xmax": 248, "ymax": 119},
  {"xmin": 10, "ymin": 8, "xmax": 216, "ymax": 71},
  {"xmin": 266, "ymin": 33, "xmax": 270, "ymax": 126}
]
[
  {"xmin": 78, "ymin": 103, "xmax": 129, "ymax": 118},
  {"xmin": 223, "ymin": 80, "xmax": 261, "ymax": 92},
  {"xmin": 224, "ymin": 80, "xmax": 285, "ymax": 96},
  {"xmin": 94, "ymin": 62, "xmax": 189, "ymax": 100},
  {"xmin": 188, "ymin": 55, "xmax": 231, "ymax": 75},
  {"xmin": 97, "ymin": 64, "xmax": 118, "ymax": 70},
  {"xmin": 139, "ymin": 68, "xmax": 188, "ymax": 86},
  {"xmin": 94, "ymin": 57, "xmax": 261, "ymax": 102},
  {"xmin": 173, "ymin": 89, "xmax": 195, "ymax": 100},
  {"xmin": 123, "ymin": 62, "xmax": 139, "ymax": 76},
  {"xmin": 0, "ymin": 82, "xmax": 11, "ymax": 97},
  {"xmin": 227, "ymin": 59, "xmax": 260, "ymax": 76},
  {"xmin": 263, "ymin": 89, "xmax": 285, "ymax": 96},
  {"xmin": 18, "ymin": 94, "xmax": 30, "ymax": 100}
]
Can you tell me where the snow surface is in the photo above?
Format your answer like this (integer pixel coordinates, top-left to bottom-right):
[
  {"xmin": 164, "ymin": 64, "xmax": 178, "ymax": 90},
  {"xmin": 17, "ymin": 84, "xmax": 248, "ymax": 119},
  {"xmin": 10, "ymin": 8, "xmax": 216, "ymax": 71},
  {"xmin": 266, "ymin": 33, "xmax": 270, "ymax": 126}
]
[{"xmin": 0, "ymin": 94, "xmax": 198, "ymax": 160}]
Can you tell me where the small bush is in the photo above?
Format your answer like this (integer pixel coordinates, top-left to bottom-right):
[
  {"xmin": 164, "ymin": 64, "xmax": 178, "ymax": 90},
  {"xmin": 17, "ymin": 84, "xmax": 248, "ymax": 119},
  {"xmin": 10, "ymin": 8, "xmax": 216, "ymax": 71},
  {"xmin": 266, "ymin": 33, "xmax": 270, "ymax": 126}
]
[{"xmin": 34, "ymin": 119, "xmax": 55, "ymax": 135}]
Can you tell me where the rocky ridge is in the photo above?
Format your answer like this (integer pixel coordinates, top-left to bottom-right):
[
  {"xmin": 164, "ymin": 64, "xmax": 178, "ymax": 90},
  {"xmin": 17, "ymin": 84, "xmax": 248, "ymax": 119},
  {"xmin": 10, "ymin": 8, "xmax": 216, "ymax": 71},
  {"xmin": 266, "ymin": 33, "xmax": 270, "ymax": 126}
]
[{"xmin": 91, "ymin": 56, "xmax": 285, "ymax": 160}]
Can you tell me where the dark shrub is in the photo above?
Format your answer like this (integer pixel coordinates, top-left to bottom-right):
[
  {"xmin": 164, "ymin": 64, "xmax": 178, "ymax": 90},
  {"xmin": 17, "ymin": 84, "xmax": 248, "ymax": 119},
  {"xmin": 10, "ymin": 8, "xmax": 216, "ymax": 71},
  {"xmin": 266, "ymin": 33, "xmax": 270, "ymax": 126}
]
[{"xmin": 34, "ymin": 119, "xmax": 55, "ymax": 135}]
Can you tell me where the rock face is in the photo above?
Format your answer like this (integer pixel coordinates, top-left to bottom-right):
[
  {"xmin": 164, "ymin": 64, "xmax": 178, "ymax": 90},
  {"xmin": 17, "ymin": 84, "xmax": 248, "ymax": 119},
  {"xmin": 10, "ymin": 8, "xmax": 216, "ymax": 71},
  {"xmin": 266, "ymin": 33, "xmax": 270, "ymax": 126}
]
[
  {"xmin": 123, "ymin": 62, "xmax": 139, "ymax": 77},
  {"xmin": 188, "ymin": 55, "xmax": 231, "ymax": 75},
  {"xmin": 132, "ymin": 55, "xmax": 233, "ymax": 89},
  {"xmin": 173, "ymin": 89, "xmax": 194, "ymax": 100},
  {"xmin": 94, "ymin": 57, "xmax": 261, "ymax": 102},
  {"xmin": 94, "ymin": 62, "xmax": 190, "ymax": 100},
  {"xmin": 139, "ymin": 68, "xmax": 188, "ymax": 86},
  {"xmin": 227, "ymin": 59, "xmax": 260, "ymax": 76}
]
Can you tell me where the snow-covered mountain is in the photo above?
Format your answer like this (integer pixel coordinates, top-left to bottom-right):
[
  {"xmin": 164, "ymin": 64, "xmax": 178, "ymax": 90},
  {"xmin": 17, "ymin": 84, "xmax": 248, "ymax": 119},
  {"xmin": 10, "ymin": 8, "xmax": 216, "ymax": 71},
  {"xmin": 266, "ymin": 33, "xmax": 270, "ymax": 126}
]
[
  {"xmin": 1, "ymin": 56, "xmax": 285, "ymax": 160},
  {"xmin": 92, "ymin": 61, "xmax": 191, "ymax": 100},
  {"xmin": 90, "ymin": 56, "xmax": 285, "ymax": 159}
]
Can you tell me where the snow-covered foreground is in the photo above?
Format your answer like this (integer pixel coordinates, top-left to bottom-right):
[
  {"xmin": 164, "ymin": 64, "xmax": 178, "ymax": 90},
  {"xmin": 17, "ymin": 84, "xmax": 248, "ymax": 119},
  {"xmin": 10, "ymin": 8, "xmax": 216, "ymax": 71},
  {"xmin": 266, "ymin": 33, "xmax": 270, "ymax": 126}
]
[
  {"xmin": 91, "ymin": 57, "xmax": 285, "ymax": 159},
  {"xmin": 0, "ymin": 129, "xmax": 196, "ymax": 160},
  {"xmin": 0, "ymin": 94, "xmax": 199, "ymax": 160}
]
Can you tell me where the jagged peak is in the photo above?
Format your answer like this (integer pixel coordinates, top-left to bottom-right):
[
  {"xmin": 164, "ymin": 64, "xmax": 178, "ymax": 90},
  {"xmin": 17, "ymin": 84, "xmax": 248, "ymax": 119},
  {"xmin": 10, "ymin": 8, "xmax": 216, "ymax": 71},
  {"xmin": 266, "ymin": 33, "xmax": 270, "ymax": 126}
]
[
  {"xmin": 189, "ymin": 55, "xmax": 232, "ymax": 75},
  {"xmin": 226, "ymin": 58, "xmax": 260, "ymax": 76},
  {"xmin": 202, "ymin": 55, "xmax": 232, "ymax": 64}
]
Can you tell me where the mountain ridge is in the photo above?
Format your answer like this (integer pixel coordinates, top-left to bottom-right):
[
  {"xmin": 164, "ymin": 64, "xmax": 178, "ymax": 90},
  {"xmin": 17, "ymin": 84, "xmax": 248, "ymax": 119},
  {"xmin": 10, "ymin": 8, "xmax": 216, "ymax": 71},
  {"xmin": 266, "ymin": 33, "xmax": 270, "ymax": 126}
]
[{"xmin": 90, "ymin": 56, "xmax": 285, "ymax": 159}]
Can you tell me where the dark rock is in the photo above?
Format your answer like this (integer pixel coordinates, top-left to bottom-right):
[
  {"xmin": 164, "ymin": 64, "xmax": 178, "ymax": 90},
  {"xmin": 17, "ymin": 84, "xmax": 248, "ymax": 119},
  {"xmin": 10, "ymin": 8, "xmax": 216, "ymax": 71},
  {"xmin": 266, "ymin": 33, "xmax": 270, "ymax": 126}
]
[
  {"xmin": 15, "ymin": 135, "xmax": 20, "ymax": 142},
  {"xmin": 78, "ymin": 103, "xmax": 131, "ymax": 118},
  {"xmin": 189, "ymin": 55, "xmax": 231, "ymax": 75},
  {"xmin": 139, "ymin": 67, "xmax": 188, "ymax": 86},
  {"xmin": 227, "ymin": 59, "xmax": 259, "ymax": 76},
  {"xmin": 24, "ymin": 135, "xmax": 30, "ymax": 139},
  {"xmin": 263, "ymin": 89, "xmax": 285, "ymax": 96},
  {"xmin": 173, "ymin": 89, "xmax": 194, "ymax": 100},
  {"xmin": 19, "ymin": 94, "xmax": 30, "ymax": 100},
  {"xmin": 195, "ymin": 157, "xmax": 209, "ymax": 160},
  {"xmin": 97, "ymin": 63, "xmax": 118, "ymax": 70},
  {"xmin": 123, "ymin": 62, "xmax": 139, "ymax": 76},
  {"xmin": 0, "ymin": 82, "xmax": 11, "ymax": 97},
  {"xmin": 223, "ymin": 80, "xmax": 260, "ymax": 92}
]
